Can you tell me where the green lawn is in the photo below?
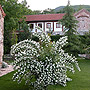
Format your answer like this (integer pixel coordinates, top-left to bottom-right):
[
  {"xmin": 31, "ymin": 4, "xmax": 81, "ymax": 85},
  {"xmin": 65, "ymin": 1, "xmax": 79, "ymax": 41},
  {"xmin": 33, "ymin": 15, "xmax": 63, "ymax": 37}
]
[
  {"xmin": 0, "ymin": 58, "xmax": 90, "ymax": 90},
  {"xmin": 0, "ymin": 71, "xmax": 29, "ymax": 90}
]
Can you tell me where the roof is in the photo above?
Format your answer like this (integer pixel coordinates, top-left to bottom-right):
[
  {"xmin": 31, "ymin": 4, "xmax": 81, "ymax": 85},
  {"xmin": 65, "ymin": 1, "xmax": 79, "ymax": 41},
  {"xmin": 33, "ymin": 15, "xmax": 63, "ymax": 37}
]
[
  {"xmin": 0, "ymin": 5, "xmax": 6, "ymax": 18},
  {"xmin": 74, "ymin": 9, "xmax": 90, "ymax": 17},
  {"xmin": 25, "ymin": 13, "xmax": 65, "ymax": 22},
  {"xmin": 24, "ymin": 9, "xmax": 90, "ymax": 22}
]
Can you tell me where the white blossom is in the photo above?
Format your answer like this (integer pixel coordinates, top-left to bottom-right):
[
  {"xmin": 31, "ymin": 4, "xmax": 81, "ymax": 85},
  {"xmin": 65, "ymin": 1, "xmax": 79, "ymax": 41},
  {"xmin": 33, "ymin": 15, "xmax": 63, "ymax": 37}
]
[{"xmin": 11, "ymin": 29, "xmax": 80, "ymax": 90}]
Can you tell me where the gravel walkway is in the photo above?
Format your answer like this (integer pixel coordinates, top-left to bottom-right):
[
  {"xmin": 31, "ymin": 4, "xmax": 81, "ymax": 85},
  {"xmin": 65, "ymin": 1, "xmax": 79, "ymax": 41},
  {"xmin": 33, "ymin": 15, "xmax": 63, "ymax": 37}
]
[{"xmin": 0, "ymin": 65, "xmax": 14, "ymax": 77}]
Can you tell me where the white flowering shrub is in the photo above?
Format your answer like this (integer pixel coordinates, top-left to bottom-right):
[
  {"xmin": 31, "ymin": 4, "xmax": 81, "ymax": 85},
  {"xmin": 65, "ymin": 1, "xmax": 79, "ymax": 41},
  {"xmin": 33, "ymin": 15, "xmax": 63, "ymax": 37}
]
[{"xmin": 10, "ymin": 30, "xmax": 80, "ymax": 90}]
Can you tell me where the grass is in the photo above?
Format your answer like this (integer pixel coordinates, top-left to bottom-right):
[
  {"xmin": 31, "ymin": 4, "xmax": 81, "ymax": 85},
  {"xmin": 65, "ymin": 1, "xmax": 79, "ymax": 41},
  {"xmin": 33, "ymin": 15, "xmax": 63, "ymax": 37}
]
[
  {"xmin": 0, "ymin": 58, "xmax": 90, "ymax": 90},
  {"xmin": 0, "ymin": 71, "xmax": 29, "ymax": 90},
  {"xmin": 48, "ymin": 58, "xmax": 90, "ymax": 90}
]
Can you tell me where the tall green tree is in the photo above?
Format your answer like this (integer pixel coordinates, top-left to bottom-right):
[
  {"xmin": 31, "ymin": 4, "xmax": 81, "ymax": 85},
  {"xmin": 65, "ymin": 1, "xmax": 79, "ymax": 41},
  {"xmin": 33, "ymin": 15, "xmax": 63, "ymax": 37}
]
[
  {"xmin": 0, "ymin": 0, "xmax": 32, "ymax": 54},
  {"xmin": 60, "ymin": 0, "xmax": 83, "ymax": 56}
]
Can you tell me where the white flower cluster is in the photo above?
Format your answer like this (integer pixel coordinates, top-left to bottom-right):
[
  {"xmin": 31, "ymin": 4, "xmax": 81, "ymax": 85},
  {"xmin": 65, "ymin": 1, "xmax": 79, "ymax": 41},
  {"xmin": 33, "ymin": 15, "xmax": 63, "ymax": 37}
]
[{"xmin": 10, "ymin": 30, "xmax": 80, "ymax": 90}]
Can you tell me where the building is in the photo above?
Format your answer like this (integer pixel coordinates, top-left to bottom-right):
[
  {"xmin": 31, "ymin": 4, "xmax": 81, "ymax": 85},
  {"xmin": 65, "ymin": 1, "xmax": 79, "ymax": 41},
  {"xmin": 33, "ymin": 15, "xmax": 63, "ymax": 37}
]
[
  {"xmin": 25, "ymin": 13, "xmax": 65, "ymax": 35},
  {"xmin": 75, "ymin": 9, "xmax": 90, "ymax": 35},
  {"xmin": 24, "ymin": 9, "xmax": 90, "ymax": 35},
  {"xmin": 0, "ymin": 5, "xmax": 6, "ymax": 68}
]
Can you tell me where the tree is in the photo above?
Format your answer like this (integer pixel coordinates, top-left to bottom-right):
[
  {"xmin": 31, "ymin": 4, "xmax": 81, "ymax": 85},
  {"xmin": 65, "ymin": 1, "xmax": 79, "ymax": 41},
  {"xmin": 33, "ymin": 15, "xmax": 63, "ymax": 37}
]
[
  {"xmin": 81, "ymin": 31, "xmax": 90, "ymax": 54},
  {"xmin": 78, "ymin": 5, "xmax": 84, "ymax": 11},
  {"xmin": 18, "ymin": 20, "xmax": 32, "ymax": 42},
  {"xmin": 11, "ymin": 29, "xmax": 18, "ymax": 45},
  {"xmin": 32, "ymin": 10, "xmax": 42, "ymax": 15},
  {"xmin": 60, "ymin": 0, "xmax": 83, "ymax": 56},
  {"xmin": 0, "ymin": 0, "xmax": 32, "ymax": 54},
  {"xmin": 11, "ymin": 30, "xmax": 80, "ymax": 90},
  {"xmin": 42, "ymin": 8, "xmax": 55, "ymax": 14},
  {"xmin": 57, "ymin": 8, "xmax": 65, "ymax": 13}
]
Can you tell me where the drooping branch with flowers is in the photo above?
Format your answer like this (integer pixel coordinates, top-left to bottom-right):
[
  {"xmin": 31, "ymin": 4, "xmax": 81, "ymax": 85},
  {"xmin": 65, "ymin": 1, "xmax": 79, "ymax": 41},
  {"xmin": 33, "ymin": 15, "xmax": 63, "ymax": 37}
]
[{"xmin": 10, "ymin": 29, "xmax": 80, "ymax": 90}]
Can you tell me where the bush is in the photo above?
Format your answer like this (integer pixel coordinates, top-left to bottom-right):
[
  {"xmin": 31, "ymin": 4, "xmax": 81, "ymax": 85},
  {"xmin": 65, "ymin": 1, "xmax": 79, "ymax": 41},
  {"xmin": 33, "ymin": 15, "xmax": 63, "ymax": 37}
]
[
  {"xmin": 32, "ymin": 35, "xmax": 39, "ymax": 42},
  {"xmin": 10, "ymin": 30, "xmax": 80, "ymax": 90},
  {"xmin": 51, "ymin": 35, "xmax": 63, "ymax": 41},
  {"xmin": 32, "ymin": 35, "xmax": 62, "ymax": 42}
]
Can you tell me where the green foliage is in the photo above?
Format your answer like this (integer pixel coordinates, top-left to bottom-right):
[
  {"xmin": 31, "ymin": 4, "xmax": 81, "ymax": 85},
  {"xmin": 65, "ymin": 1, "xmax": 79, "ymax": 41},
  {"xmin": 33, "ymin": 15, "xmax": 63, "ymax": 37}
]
[
  {"xmin": 63, "ymin": 35, "xmax": 84, "ymax": 56},
  {"xmin": 60, "ymin": 3, "xmax": 78, "ymax": 33},
  {"xmin": 11, "ymin": 30, "xmax": 80, "ymax": 90},
  {"xmin": 4, "ymin": 30, "xmax": 11, "ymax": 54},
  {"xmin": 84, "ymin": 31, "xmax": 90, "ymax": 46},
  {"xmin": 60, "ymin": 2, "xmax": 83, "ymax": 56},
  {"xmin": 32, "ymin": 10, "xmax": 42, "ymax": 15},
  {"xmin": 32, "ymin": 35, "xmax": 62, "ymax": 42},
  {"xmin": 18, "ymin": 20, "xmax": 32, "ymax": 42},
  {"xmin": 42, "ymin": 8, "xmax": 55, "ymax": 14},
  {"xmin": 32, "ymin": 36, "xmax": 39, "ymax": 42},
  {"xmin": 51, "ymin": 35, "xmax": 62, "ymax": 41},
  {"xmin": 11, "ymin": 29, "xmax": 18, "ymax": 45},
  {"xmin": 54, "ymin": 5, "xmax": 90, "ymax": 13},
  {"xmin": 77, "ymin": 5, "xmax": 84, "ymax": 11},
  {"xmin": 0, "ymin": 0, "xmax": 32, "ymax": 54},
  {"xmin": 32, "ymin": 8, "xmax": 55, "ymax": 15},
  {"xmin": 81, "ymin": 31, "xmax": 90, "ymax": 54}
]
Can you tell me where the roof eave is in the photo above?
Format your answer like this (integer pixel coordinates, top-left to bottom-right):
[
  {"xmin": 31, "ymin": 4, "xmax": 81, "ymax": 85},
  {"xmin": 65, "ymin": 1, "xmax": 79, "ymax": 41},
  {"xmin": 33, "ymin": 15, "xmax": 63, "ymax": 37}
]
[
  {"xmin": 26, "ymin": 20, "xmax": 59, "ymax": 23},
  {"xmin": 0, "ymin": 5, "xmax": 6, "ymax": 18}
]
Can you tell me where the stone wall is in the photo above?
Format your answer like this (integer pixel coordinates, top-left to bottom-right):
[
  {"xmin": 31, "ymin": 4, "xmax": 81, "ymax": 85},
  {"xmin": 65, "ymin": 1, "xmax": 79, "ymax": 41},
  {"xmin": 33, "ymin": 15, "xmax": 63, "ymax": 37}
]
[{"xmin": 0, "ymin": 5, "xmax": 5, "ymax": 68}]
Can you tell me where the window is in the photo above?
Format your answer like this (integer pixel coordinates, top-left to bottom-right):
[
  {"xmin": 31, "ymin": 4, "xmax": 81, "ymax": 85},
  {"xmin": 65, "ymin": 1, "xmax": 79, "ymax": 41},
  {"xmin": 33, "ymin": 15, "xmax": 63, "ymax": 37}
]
[
  {"xmin": 38, "ymin": 23, "xmax": 42, "ymax": 28},
  {"xmin": 56, "ymin": 23, "xmax": 60, "ymax": 28},
  {"xmin": 30, "ymin": 24, "xmax": 34, "ymax": 29},
  {"xmin": 47, "ymin": 23, "xmax": 51, "ymax": 28}
]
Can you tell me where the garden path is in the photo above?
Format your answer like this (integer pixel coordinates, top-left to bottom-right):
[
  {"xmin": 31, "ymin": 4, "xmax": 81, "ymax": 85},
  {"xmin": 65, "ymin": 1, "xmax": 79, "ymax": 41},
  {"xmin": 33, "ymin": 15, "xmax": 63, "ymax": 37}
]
[{"xmin": 0, "ymin": 65, "xmax": 14, "ymax": 77}]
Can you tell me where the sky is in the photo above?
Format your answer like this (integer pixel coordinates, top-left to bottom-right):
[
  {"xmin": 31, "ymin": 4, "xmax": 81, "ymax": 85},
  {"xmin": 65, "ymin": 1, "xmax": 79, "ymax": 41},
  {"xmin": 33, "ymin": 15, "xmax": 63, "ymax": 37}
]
[{"xmin": 18, "ymin": 0, "xmax": 90, "ymax": 11}]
